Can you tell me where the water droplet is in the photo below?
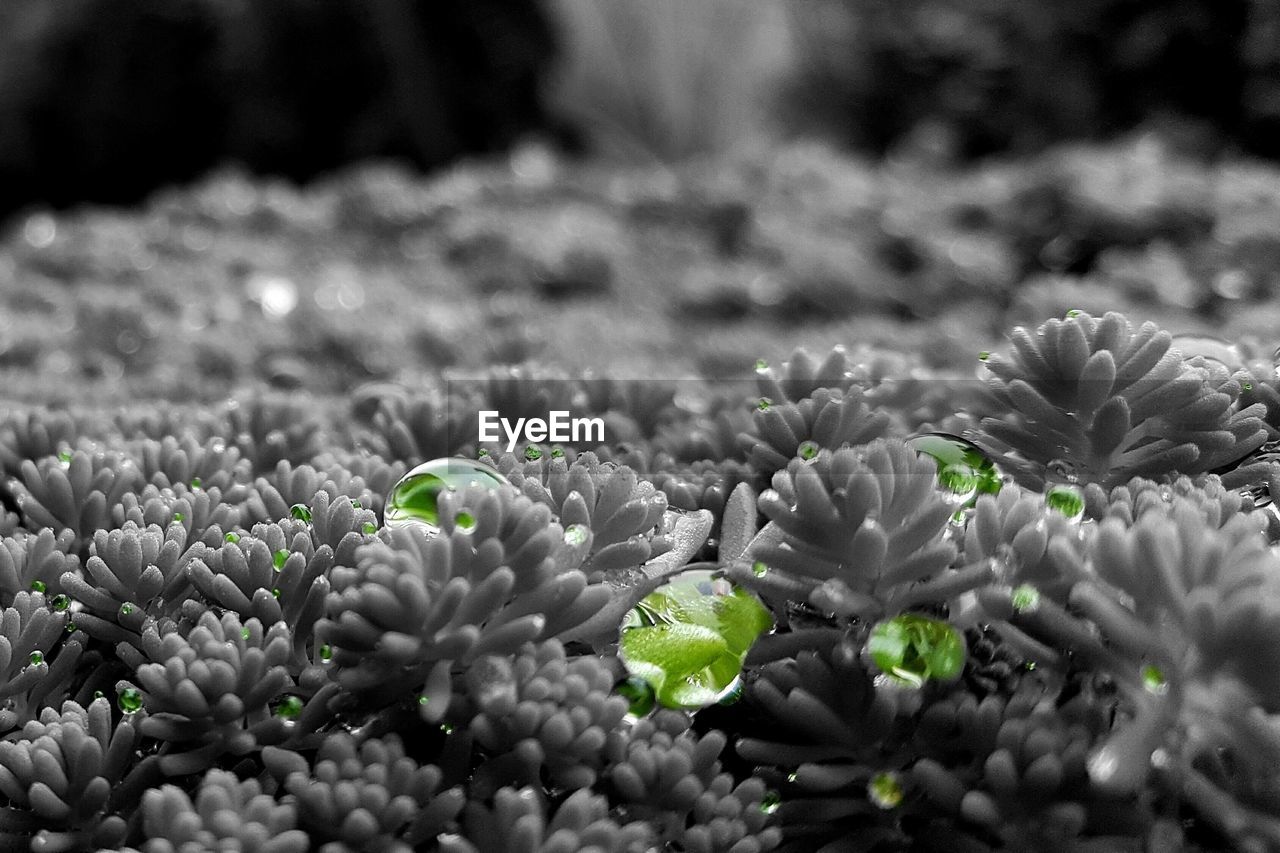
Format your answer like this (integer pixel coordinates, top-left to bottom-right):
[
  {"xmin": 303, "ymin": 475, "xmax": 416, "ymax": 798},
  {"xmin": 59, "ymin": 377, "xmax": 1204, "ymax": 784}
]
[
  {"xmin": 454, "ymin": 511, "xmax": 477, "ymax": 533},
  {"xmin": 866, "ymin": 613, "xmax": 966, "ymax": 689},
  {"xmin": 564, "ymin": 524, "xmax": 589, "ymax": 547},
  {"xmin": 1170, "ymin": 333, "xmax": 1245, "ymax": 371},
  {"xmin": 30, "ymin": 580, "xmax": 46, "ymax": 594},
  {"xmin": 1141, "ymin": 664, "xmax": 1167, "ymax": 695},
  {"xmin": 524, "ymin": 445, "xmax": 543, "ymax": 462},
  {"xmin": 290, "ymin": 504, "xmax": 312, "ymax": 523},
  {"xmin": 787, "ymin": 771, "xmax": 798, "ymax": 783},
  {"xmin": 245, "ymin": 274, "xmax": 298, "ymax": 319},
  {"xmin": 225, "ymin": 532, "xmax": 240, "ymax": 543},
  {"xmin": 273, "ymin": 550, "xmax": 288, "ymax": 571},
  {"xmin": 418, "ymin": 695, "xmax": 430, "ymax": 706},
  {"xmin": 240, "ymin": 627, "xmax": 251, "ymax": 640},
  {"xmin": 616, "ymin": 676, "xmax": 656, "ymax": 717},
  {"xmin": 1046, "ymin": 458, "xmax": 1079, "ymax": 484},
  {"xmin": 28, "ymin": 651, "xmax": 43, "ymax": 667},
  {"xmin": 385, "ymin": 458, "xmax": 509, "ymax": 534},
  {"xmin": 978, "ymin": 351, "xmax": 990, "ymax": 362},
  {"xmin": 271, "ymin": 588, "xmax": 281, "ymax": 599},
  {"xmin": 867, "ymin": 772, "xmax": 904, "ymax": 809},
  {"xmin": 755, "ymin": 359, "xmax": 769, "ymax": 372},
  {"xmin": 51, "ymin": 594, "xmax": 69, "ymax": 611},
  {"xmin": 1011, "ymin": 584, "xmax": 1041, "ymax": 614},
  {"xmin": 757, "ymin": 397, "xmax": 772, "ymax": 411},
  {"xmin": 120, "ymin": 603, "xmax": 134, "ymax": 616},
  {"xmin": 272, "ymin": 695, "xmax": 304, "ymax": 719},
  {"xmin": 760, "ymin": 791, "xmax": 781, "ymax": 815},
  {"xmin": 907, "ymin": 433, "xmax": 1002, "ymax": 505},
  {"xmin": 618, "ymin": 568, "xmax": 773, "ymax": 711},
  {"xmin": 24, "ymin": 212, "xmax": 56, "ymax": 249},
  {"xmin": 56, "ymin": 450, "xmax": 72, "ymax": 464},
  {"xmin": 190, "ymin": 477, "xmax": 202, "ymax": 490},
  {"xmin": 550, "ymin": 446, "xmax": 566, "ymax": 458},
  {"xmin": 752, "ymin": 560, "xmax": 768, "ymax": 576},
  {"xmin": 320, "ymin": 643, "xmax": 332, "ymax": 661},
  {"xmin": 118, "ymin": 687, "xmax": 144, "ymax": 713},
  {"xmin": 65, "ymin": 622, "xmax": 77, "ymax": 633},
  {"xmin": 172, "ymin": 512, "xmax": 185, "ymax": 523},
  {"xmin": 798, "ymin": 441, "xmax": 820, "ymax": 461},
  {"xmin": 361, "ymin": 522, "xmax": 377, "ymax": 535},
  {"xmin": 1045, "ymin": 484, "xmax": 1085, "ymax": 520},
  {"xmin": 440, "ymin": 723, "xmax": 454, "ymax": 734},
  {"xmin": 1066, "ymin": 309, "xmax": 1082, "ymax": 319},
  {"xmin": 93, "ymin": 690, "xmax": 104, "ymax": 699}
]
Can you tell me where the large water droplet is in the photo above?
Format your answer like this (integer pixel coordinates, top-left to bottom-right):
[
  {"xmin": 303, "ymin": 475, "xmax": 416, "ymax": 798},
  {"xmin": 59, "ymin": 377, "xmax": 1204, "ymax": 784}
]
[
  {"xmin": 619, "ymin": 568, "xmax": 773, "ymax": 711},
  {"xmin": 1045, "ymin": 484, "xmax": 1085, "ymax": 520},
  {"xmin": 1170, "ymin": 333, "xmax": 1245, "ymax": 371},
  {"xmin": 907, "ymin": 433, "xmax": 1002, "ymax": 505},
  {"xmin": 385, "ymin": 458, "xmax": 509, "ymax": 533},
  {"xmin": 866, "ymin": 613, "xmax": 966, "ymax": 689}
]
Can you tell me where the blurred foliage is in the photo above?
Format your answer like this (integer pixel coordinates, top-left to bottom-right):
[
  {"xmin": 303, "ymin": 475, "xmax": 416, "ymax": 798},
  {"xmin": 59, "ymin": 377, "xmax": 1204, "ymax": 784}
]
[
  {"xmin": 0, "ymin": 0, "xmax": 552, "ymax": 218},
  {"xmin": 785, "ymin": 0, "xmax": 1280, "ymax": 160}
]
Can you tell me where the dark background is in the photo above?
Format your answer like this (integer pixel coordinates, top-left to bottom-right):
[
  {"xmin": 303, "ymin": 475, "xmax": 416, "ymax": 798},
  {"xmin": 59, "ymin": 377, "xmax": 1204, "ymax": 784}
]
[{"xmin": 2, "ymin": 0, "xmax": 1279, "ymax": 220}]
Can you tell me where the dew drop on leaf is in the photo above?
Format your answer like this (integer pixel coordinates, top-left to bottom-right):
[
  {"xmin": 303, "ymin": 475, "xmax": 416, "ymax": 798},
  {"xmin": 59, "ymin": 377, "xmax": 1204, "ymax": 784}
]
[{"xmin": 385, "ymin": 458, "xmax": 509, "ymax": 534}]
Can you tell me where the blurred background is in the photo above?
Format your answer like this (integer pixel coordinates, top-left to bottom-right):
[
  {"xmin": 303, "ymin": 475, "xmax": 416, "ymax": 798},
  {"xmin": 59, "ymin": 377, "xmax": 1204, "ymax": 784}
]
[{"xmin": 2, "ymin": 0, "xmax": 1280, "ymax": 400}]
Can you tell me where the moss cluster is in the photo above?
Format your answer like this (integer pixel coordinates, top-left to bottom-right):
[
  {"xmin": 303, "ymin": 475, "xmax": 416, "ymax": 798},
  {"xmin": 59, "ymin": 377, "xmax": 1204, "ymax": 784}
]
[{"xmin": 0, "ymin": 309, "xmax": 1278, "ymax": 851}]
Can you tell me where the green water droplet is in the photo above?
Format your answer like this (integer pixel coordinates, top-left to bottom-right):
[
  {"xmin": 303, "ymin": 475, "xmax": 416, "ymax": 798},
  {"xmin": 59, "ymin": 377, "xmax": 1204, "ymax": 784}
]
[
  {"xmin": 440, "ymin": 723, "xmax": 454, "ymax": 734},
  {"xmin": 273, "ymin": 695, "xmax": 304, "ymax": 719},
  {"xmin": 1066, "ymin": 309, "xmax": 1081, "ymax": 318},
  {"xmin": 616, "ymin": 676, "xmax": 656, "ymax": 716},
  {"xmin": 760, "ymin": 791, "xmax": 781, "ymax": 815},
  {"xmin": 190, "ymin": 477, "xmax": 201, "ymax": 489},
  {"xmin": 273, "ymin": 549, "xmax": 288, "ymax": 571},
  {"xmin": 619, "ymin": 568, "xmax": 773, "ymax": 711},
  {"xmin": 241, "ymin": 627, "xmax": 251, "ymax": 640},
  {"xmin": 550, "ymin": 446, "xmax": 565, "ymax": 458},
  {"xmin": 351, "ymin": 499, "xmax": 361, "ymax": 509},
  {"xmin": 28, "ymin": 651, "xmax": 43, "ymax": 666},
  {"xmin": 867, "ymin": 613, "xmax": 966, "ymax": 689},
  {"xmin": 320, "ymin": 643, "xmax": 332, "ymax": 661},
  {"xmin": 120, "ymin": 603, "xmax": 134, "ymax": 616},
  {"xmin": 118, "ymin": 687, "xmax": 143, "ymax": 713},
  {"xmin": 787, "ymin": 771, "xmax": 799, "ymax": 783},
  {"xmin": 755, "ymin": 358, "xmax": 768, "ymax": 371},
  {"xmin": 478, "ymin": 448, "xmax": 490, "ymax": 458},
  {"xmin": 417, "ymin": 695, "xmax": 430, "ymax": 706},
  {"xmin": 757, "ymin": 397, "xmax": 772, "ymax": 411},
  {"xmin": 30, "ymin": 580, "xmax": 46, "ymax": 594},
  {"xmin": 57, "ymin": 450, "xmax": 73, "ymax": 464},
  {"xmin": 1142, "ymin": 664, "xmax": 1167, "ymax": 695},
  {"xmin": 225, "ymin": 531, "xmax": 240, "ymax": 543},
  {"xmin": 290, "ymin": 504, "xmax": 312, "ymax": 523},
  {"xmin": 65, "ymin": 622, "xmax": 77, "ymax": 633},
  {"xmin": 361, "ymin": 521, "xmax": 377, "ymax": 535},
  {"xmin": 172, "ymin": 512, "xmax": 185, "ymax": 523},
  {"xmin": 1045, "ymin": 484, "xmax": 1085, "ymax": 520},
  {"xmin": 564, "ymin": 524, "xmax": 589, "ymax": 547},
  {"xmin": 93, "ymin": 690, "xmax": 104, "ymax": 699},
  {"xmin": 868, "ymin": 772, "xmax": 904, "ymax": 809},
  {"xmin": 454, "ymin": 510, "xmax": 477, "ymax": 532},
  {"xmin": 798, "ymin": 440, "xmax": 819, "ymax": 461},
  {"xmin": 524, "ymin": 445, "xmax": 543, "ymax": 461},
  {"xmin": 1244, "ymin": 382, "xmax": 1254, "ymax": 391},
  {"xmin": 1011, "ymin": 584, "xmax": 1041, "ymax": 614},
  {"xmin": 51, "ymin": 594, "xmax": 69, "ymax": 611},
  {"xmin": 752, "ymin": 560, "xmax": 768, "ymax": 576},
  {"xmin": 978, "ymin": 351, "xmax": 990, "ymax": 362},
  {"xmin": 907, "ymin": 433, "xmax": 1002, "ymax": 505},
  {"xmin": 385, "ymin": 458, "xmax": 509, "ymax": 533},
  {"xmin": 272, "ymin": 588, "xmax": 281, "ymax": 599}
]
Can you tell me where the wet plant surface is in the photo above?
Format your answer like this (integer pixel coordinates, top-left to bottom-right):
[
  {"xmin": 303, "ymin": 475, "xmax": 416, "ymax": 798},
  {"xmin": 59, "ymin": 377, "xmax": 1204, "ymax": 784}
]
[{"xmin": 2, "ymin": 138, "xmax": 1280, "ymax": 851}]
